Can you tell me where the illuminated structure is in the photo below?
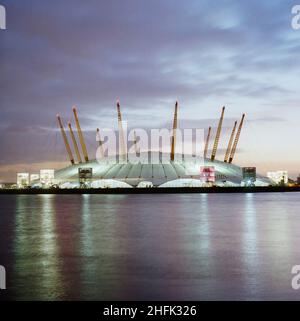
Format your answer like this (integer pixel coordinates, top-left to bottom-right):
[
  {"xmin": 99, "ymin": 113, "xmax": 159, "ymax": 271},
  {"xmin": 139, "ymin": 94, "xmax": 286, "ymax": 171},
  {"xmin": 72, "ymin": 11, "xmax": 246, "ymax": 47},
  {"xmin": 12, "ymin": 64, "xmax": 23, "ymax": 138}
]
[
  {"xmin": 17, "ymin": 173, "xmax": 30, "ymax": 188},
  {"xmin": 200, "ymin": 166, "xmax": 215, "ymax": 184},
  {"xmin": 267, "ymin": 171, "xmax": 288, "ymax": 185},
  {"xmin": 40, "ymin": 169, "xmax": 55, "ymax": 186},
  {"xmin": 55, "ymin": 152, "xmax": 270, "ymax": 187},
  {"xmin": 242, "ymin": 167, "xmax": 256, "ymax": 187},
  {"xmin": 137, "ymin": 181, "xmax": 153, "ymax": 188},
  {"xmin": 30, "ymin": 174, "xmax": 39, "ymax": 183},
  {"xmin": 54, "ymin": 102, "xmax": 271, "ymax": 188},
  {"xmin": 78, "ymin": 168, "xmax": 93, "ymax": 187}
]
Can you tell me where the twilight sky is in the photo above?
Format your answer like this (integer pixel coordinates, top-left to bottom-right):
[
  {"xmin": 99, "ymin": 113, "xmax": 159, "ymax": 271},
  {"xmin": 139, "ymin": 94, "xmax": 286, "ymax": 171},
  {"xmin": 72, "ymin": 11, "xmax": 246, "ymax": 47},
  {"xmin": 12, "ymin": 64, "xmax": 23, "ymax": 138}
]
[{"xmin": 0, "ymin": 0, "xmax": 300, "ymax": 181}]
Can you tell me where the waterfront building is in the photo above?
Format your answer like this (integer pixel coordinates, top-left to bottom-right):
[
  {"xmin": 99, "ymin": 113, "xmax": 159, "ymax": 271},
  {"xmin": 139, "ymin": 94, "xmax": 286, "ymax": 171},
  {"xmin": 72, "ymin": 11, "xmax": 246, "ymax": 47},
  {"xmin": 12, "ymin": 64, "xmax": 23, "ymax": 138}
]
[
  {"xmin": 40, "ymin": 169, "xmax": 55, "ymax": 186},
  {"xmin": 267, "ymin": 171, "xmax": 288, "ymax": 185},
  {"xmin": 17, "ymin": 173, "xmax": 30, "ymax": 188}
]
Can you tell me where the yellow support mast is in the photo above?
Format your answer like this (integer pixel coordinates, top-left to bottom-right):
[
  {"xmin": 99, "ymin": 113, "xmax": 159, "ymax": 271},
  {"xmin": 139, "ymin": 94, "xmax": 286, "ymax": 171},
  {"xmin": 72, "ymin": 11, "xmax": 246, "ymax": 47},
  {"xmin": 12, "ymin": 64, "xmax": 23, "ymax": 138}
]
[
  {"xmin": 224, "ymin": 121, "xmax": 237, "ymax": 162},
  {"xmin": 72, "ymin": 106, "xmax": 89, "ymax": 162},
  {"xmin": 96, "ymin": 128, "xmax": 104, "ymax": 159},
  {"xmin": 68, "ymin": 122, "xmax": 82, "ymax": 164},
  {"xmin": 170, "ymin": 101, "xmax": 178, "ymax": 161},
  {"xmin": 204, "ymin": 126, "xmax": 211, "ymax": 159},
  {"xmin": 57, "ymin": 114, "xmax": 75, "ymax": 165},
  {"xmin": 117, "ymin": 100, "xmax": 127, "ymax": 161},
  {"xmin": 211, "ymin": 106, "xmax": 225, "ymax": 161},
  {"xmin": 229, "ymin": 114, "xmax": 245, "ymax": 164}
]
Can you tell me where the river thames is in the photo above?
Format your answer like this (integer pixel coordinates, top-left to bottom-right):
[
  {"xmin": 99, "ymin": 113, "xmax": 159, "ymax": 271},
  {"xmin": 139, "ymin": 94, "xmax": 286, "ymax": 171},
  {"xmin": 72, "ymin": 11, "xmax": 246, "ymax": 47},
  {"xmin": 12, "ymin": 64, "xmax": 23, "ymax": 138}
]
[{"xmin": 1, "ymin": 193, "xmax": 300, "ymax": 300}]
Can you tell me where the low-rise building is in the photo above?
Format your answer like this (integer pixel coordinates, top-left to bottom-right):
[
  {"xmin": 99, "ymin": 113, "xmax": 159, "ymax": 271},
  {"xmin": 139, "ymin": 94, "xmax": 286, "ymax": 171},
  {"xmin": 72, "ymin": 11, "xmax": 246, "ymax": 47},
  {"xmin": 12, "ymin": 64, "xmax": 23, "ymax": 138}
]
[
  {"xmin": 17, "ymin": 173, "xmax": 30, "ymax": 188},
  {"xmin": 40, "ymin": 169, "xmax": 55, "ymax": 186},
  {"xmin": 267, "ymin": 171, "xmax": 288, "ymax": 185}
]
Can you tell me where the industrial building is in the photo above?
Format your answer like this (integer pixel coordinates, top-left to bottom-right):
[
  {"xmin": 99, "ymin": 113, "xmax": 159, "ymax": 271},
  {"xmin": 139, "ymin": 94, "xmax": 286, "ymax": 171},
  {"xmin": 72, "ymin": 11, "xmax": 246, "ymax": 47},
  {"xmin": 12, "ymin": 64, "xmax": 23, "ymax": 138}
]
[{"xmin": 49, "ymin": 102, "xmax": 271, "ymax": 188}]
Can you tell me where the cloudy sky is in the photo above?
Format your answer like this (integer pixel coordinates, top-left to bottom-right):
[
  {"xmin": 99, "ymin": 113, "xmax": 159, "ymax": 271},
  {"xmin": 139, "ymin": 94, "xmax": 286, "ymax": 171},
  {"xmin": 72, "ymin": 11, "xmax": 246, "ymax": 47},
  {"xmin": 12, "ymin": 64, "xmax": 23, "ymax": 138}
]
[{"xmin": 0, "ymin": 0, "xmax": 300, "ymax": 181}]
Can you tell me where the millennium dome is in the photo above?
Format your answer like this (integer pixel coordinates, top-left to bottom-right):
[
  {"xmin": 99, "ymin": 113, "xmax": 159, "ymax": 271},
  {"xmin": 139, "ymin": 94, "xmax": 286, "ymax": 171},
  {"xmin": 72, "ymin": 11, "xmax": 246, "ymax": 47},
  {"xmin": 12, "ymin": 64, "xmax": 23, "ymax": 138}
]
[
  {"xmin": 53, "ymin": 103, "xmax": 271, "ymax": 188},
  {"xmin": 54, "ymin": 152, "xmax": 270, "ymax": 188}
]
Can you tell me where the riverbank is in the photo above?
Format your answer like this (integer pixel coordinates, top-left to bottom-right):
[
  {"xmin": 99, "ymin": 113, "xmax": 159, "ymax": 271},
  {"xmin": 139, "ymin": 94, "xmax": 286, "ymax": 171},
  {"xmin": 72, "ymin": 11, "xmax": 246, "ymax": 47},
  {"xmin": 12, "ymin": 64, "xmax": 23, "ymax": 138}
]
[{"xmin": 1, "ymin": 186, "xmax": 300, "ymax": 194}]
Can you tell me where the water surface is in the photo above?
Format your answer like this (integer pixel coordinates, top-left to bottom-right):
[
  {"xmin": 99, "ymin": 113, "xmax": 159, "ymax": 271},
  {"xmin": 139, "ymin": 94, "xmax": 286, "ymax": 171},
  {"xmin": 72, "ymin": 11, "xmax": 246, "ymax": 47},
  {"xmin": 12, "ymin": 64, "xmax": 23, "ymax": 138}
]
[{"xmin": 1, "ymin": 193, "xmax": 300, "ymax": 300}]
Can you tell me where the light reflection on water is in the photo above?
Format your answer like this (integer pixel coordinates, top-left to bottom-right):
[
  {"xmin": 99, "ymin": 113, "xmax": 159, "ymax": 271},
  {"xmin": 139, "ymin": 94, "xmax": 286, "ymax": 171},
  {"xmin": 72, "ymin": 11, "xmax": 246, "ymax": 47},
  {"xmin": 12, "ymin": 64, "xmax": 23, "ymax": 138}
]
[{"xmin": 1, "ymin": 193, "xmax": 300, "ymax": 300}]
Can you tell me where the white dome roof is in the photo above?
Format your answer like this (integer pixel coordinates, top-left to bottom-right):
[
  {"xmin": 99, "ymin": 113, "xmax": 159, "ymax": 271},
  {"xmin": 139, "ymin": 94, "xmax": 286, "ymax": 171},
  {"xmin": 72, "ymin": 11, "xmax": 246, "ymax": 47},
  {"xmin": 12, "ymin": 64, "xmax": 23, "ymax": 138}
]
[{"xmin": 55, "ymin": 152, "xmax": 271, "ymax": 187}]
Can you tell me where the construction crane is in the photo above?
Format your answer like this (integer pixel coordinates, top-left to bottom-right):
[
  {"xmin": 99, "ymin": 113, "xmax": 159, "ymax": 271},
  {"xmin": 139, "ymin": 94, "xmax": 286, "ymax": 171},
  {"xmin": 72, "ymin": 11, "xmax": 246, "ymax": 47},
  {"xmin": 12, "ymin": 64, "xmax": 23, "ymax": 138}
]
[
  {"xmin": 228, "ymin": 114, "xmax": 245, "ymax": 164},
  {"xmin": 224, "ymin": 121, "xmax": 237, "ymax": 163},
  {"xmin": 211, "ymin": 106, "xmax": 225, "ymax": 161},
  {"xmin": 204, "ymin": 126, "xmax": 211, "ymax": 159},
  {"xmin": 68, "ymin": 122, "xmax": 82, "ymax": 164},
  {"xmin": 170, "ymin": 101, "xmax": 178, "ymax": 161},
  {"xmin": 57, "ymin": 114, "xmax": 75, "ymax": 165},
  {"xmin": 72, "ymin": 106, "xmax": 89, "ymax": 162}
]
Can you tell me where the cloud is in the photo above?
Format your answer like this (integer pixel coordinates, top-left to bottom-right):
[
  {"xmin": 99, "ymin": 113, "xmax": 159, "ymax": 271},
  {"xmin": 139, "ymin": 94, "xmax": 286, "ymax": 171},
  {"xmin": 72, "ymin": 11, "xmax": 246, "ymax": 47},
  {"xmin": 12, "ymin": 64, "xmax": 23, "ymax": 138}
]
[
  {"xmin": 247, "ymin": 116, "xmax": 287, "ymax": 123},
  {"xmin": 0, "ymin": 0, "xmax": 299, "ymax": 180}
]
